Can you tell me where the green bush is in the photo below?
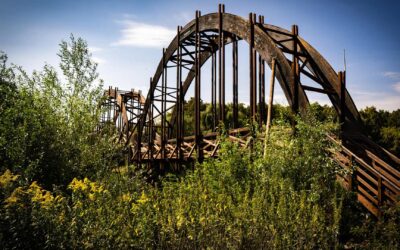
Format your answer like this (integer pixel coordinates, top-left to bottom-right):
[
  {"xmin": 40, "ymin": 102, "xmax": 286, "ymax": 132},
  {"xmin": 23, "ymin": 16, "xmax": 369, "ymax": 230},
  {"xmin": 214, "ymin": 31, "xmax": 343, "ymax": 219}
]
[{"xmin": 0, "ymin": 117, "xmax": 364, "ymax": 249}]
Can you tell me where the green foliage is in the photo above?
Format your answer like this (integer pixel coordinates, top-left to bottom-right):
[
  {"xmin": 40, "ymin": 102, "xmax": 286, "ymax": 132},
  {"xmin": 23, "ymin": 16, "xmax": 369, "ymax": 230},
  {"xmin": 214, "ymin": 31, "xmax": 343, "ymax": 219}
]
[
  {"xmin": 0, "ymin": 36, "xmax": 118, "ymax": 188},
  {"xmin": 3, "ymin": 116, "xmax": 396, "ymax": 249},
  {"xmin": 360, "ymin": 106, "xmax": 400, "ymax": 156}
]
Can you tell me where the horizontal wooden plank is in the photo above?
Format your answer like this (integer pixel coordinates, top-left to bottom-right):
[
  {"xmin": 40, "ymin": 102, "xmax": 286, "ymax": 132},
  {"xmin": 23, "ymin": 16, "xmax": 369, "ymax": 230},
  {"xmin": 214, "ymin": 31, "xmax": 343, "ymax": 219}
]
[
  {"xmin": 358, "ymin": 185, "xmax": 378, "ymax": 205},
  {"xmin": 357, "ymin": 168, "xmax": 378, "ymax": 186},
  {"xmin": 357, "ymin": 175, "xmax": 378, "ymax": 196},
  {"xmin": 367, "ymin": 150, "xmax": 400, "ymax": 178},
  {"xmin": 373, "ymin": 164, "xmax": 400, "ymax": 188},
  {"xmin": 357, "ymin": 194, "xmax": 380, "ymax": 217}
]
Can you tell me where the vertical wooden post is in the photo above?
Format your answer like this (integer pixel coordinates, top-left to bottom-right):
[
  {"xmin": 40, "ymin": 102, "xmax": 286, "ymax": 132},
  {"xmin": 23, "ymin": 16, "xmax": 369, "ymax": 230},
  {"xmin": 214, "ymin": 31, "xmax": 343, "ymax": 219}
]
[
  {"xmin": 253, "ymin": 14, "xmax": 257, "ymax": 123},
  {"xmin": 161, "ymin": 49, "xmax": 166, "ymax": 161},
  {"xmin": 176, "ymin": 26, "xmax": 183, "ymax": 160},
  {"xmin": 212, "ymin": 50, "xmax": 217, "ymax": 130},
  {"xmin": 347, "ymin": 154, "xmax": 354, "ymax": 190},
  {"xmin": 149, "ymin": 77, "xmax": 154, "ymax": 160},
  {"xmin": 195, "ymin": 10, "xmax": 203, "ymax": 162},
  {"xmin": 339, "ymin": 71, "xmax": 346, "ymax": 133},
  {"xmin": 218, "ymin": 4, "xmax": 225, "ymax": 124},
  {"xmin": 249, "ymin": 13, "xmax": 257, "ymax": 121},
  {"xmin": 232, "ymin": 38, "xmax": 238, "ymax": 128},
  {"xmin": 258, "ymin": 16, "xmax": 265, "ymax": 127},
  {"xmin": 291, "ymin": 25, "xmax": 299, "ymax": 114},
  {"xmin": 378, "ymin": 175, "xmax": 383, "ymax": 205}
]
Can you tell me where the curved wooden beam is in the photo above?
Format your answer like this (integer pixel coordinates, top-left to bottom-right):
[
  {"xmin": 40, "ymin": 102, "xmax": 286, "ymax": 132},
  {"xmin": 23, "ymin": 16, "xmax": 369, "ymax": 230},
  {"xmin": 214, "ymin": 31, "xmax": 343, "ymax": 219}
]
[{"xmin": 138, "ymin": 11, "xmax": 362, "ymax": 146}]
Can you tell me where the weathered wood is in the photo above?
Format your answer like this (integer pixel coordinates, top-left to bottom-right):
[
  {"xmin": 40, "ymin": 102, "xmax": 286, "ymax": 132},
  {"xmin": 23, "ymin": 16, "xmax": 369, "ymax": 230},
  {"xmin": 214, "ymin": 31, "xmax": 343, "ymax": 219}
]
[{"xmin": 357, "ymin": 194, "xmax": 380, "ymax": 217}]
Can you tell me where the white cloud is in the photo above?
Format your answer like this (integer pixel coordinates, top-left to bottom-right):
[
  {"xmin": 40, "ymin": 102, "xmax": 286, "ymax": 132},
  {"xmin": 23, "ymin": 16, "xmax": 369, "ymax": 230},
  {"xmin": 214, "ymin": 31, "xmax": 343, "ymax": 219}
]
[
  {"xmin": 383, "ymin": 71, "xmax": 400, "ymax": 80},
  {"xmin": 112, "ymin": 20, "xmax": 176, "ymax": 48},
  {"xmin": 393, "ymin": 82, "xmax": 400, "ymax": 93},
  {"xmin": 351, "ymin": 90, "xmax": 400, "ymax": 111},
  {"xmin": 383, "ymin": 71, "xmax": 400, "ymax": 94}
]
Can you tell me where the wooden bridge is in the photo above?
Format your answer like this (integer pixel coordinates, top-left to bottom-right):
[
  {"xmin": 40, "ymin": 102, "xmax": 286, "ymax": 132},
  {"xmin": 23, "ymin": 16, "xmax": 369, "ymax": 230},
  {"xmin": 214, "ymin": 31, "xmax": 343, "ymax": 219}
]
[{"xmin": 100, "ymin": 5, "xmax": 400, "ymax": 217}]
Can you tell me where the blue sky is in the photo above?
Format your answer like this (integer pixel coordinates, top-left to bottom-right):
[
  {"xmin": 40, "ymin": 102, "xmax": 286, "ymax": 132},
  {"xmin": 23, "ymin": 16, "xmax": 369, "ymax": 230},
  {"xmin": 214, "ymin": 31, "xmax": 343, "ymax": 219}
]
[{"xmin": 1, "ymin": 0, "xmax": 399, "ymax": 110}]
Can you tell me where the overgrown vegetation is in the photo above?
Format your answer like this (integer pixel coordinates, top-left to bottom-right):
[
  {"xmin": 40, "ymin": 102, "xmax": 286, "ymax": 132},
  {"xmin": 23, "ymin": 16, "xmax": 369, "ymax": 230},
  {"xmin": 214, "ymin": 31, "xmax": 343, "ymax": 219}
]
[
  {"xmin": 0, "ymin": 36, "xmax": 399, "ymax": 249},
  {"xmin": 359, "ymin": 106, "xmax": 400, "ymax": 156},
  {"xmin": 0, "ymin": 35, "xmax": 120, "ymax": 189}
]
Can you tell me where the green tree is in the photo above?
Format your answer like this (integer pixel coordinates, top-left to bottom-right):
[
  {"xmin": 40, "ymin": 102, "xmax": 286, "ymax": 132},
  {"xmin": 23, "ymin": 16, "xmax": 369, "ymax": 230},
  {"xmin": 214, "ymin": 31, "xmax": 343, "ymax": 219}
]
[
  {"xmin": 360, "ymin": 106, "xmax": 400, "ymax": 156},
  {"xmin": 0, "ymin": 35, "xmax": 117, "ymax": 188}
]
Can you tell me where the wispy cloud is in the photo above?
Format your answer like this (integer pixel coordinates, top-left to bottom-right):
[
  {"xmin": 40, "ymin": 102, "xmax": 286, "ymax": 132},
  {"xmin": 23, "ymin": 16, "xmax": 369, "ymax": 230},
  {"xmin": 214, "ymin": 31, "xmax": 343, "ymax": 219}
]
[
  {"xmin": 393, "ymin": 82, "xmax": 400, "ymax": 93},
  {"xmin": 383, "ymin": 71, "xmax": 400, "ymax": 79},
  {"xmin": 112, "ymin": 20, "xmax": 175, "ymax": 48},
  {"xmin": 352, "ymin": 89, "xmax": 400, "ymax": 111},
  {"xmin": 383, "ymin": 71, "xmax": 400, "ymax": 93}
]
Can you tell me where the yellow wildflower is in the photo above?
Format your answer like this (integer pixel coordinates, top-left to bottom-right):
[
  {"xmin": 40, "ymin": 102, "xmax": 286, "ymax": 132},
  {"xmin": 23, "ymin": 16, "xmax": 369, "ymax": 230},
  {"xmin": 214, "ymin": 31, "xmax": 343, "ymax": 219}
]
[
  {"xmin": 176, "ymin": 214, "xmax": 184, "ymax": 229},
  {"xmin": 137, "ymin": 191, "xmax": 149, "ymax": 204},
  {"xmin": 90, "ymin": 182, "xmax": 104, "ymax": 193},
  {"xmin": 54, "ymin": 195, "xmax": 65, "ymax": 203},
  {"xmin": 4, "ymin": 187, "xmax": 25, "ymax": 207},
  {"xmin": 69, "ymin": 178, "xmax": 87, "ymax": 192},
  {"xmin": 0, "ymin": 169, "xmax": 19, "ymax": 187},
  {"xmin": 5, "ymin": 195, "xmax": 19, "ymax": 206},
  {"xmin": 28, "ymin": 181, "xmax": 54, "ymax": 208},
  {"xmin": 88, "ymin": 193, "xmax": 95, "ymax": 201},
  {"xmin": 121, "ymin": 193, "xmax": 132, "ymax": 202}
]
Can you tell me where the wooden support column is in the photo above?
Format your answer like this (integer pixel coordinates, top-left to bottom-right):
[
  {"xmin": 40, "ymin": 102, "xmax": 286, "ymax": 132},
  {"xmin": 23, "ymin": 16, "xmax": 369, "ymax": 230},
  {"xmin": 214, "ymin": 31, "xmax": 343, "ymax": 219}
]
[
  {"xmin": 149, "ymin": 77, "xmax": 154, "ymax": 160},
  {"xmin": 291, "ymin": 25, "xmax": 299, "ymax": 113},
  {"xmin": 137, "ymin": 93, "xmax": 143, "ymax": 162},
  {"xmin": 339, "ymin": 70, "xmax": 346, "ymax": 133},
  {"xmin": 161, "ymin": 49, "xmax": 166, "ymax": 160},
  {"xmin": 378, "ymin": 175, "xmax": 383, "ymax": 205},
  {"xmin": 212, "ymin": 50, "xmax": 217, "ymax": 130},
  {"xmin": 195, "ymin": 10, "xmax": 203, "ymax": 162},
  {"xmin": 218, "ymin": 4, "xmax": 225, "ymax": 124},
  {"xmin": 258, "ymin": 16, "xmax": 265, "ymax": 127},
  {"xmin": 232, "ymin": 38, "xmax": 238, "ymax": 128},
  {"xmin": 176, "ymin": 26, "xmax": 183, "ymax": 160},
  {"xmin": 249, "ymin": 13, "xmax": 257, "ymax": 121}
]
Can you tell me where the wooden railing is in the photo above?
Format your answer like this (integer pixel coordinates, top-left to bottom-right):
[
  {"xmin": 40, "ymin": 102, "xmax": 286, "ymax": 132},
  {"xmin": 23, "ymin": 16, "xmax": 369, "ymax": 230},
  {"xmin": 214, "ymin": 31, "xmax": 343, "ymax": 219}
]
[{"xmin": 327, "ymin": 134, "xmax": 400, "ymax": 217}]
